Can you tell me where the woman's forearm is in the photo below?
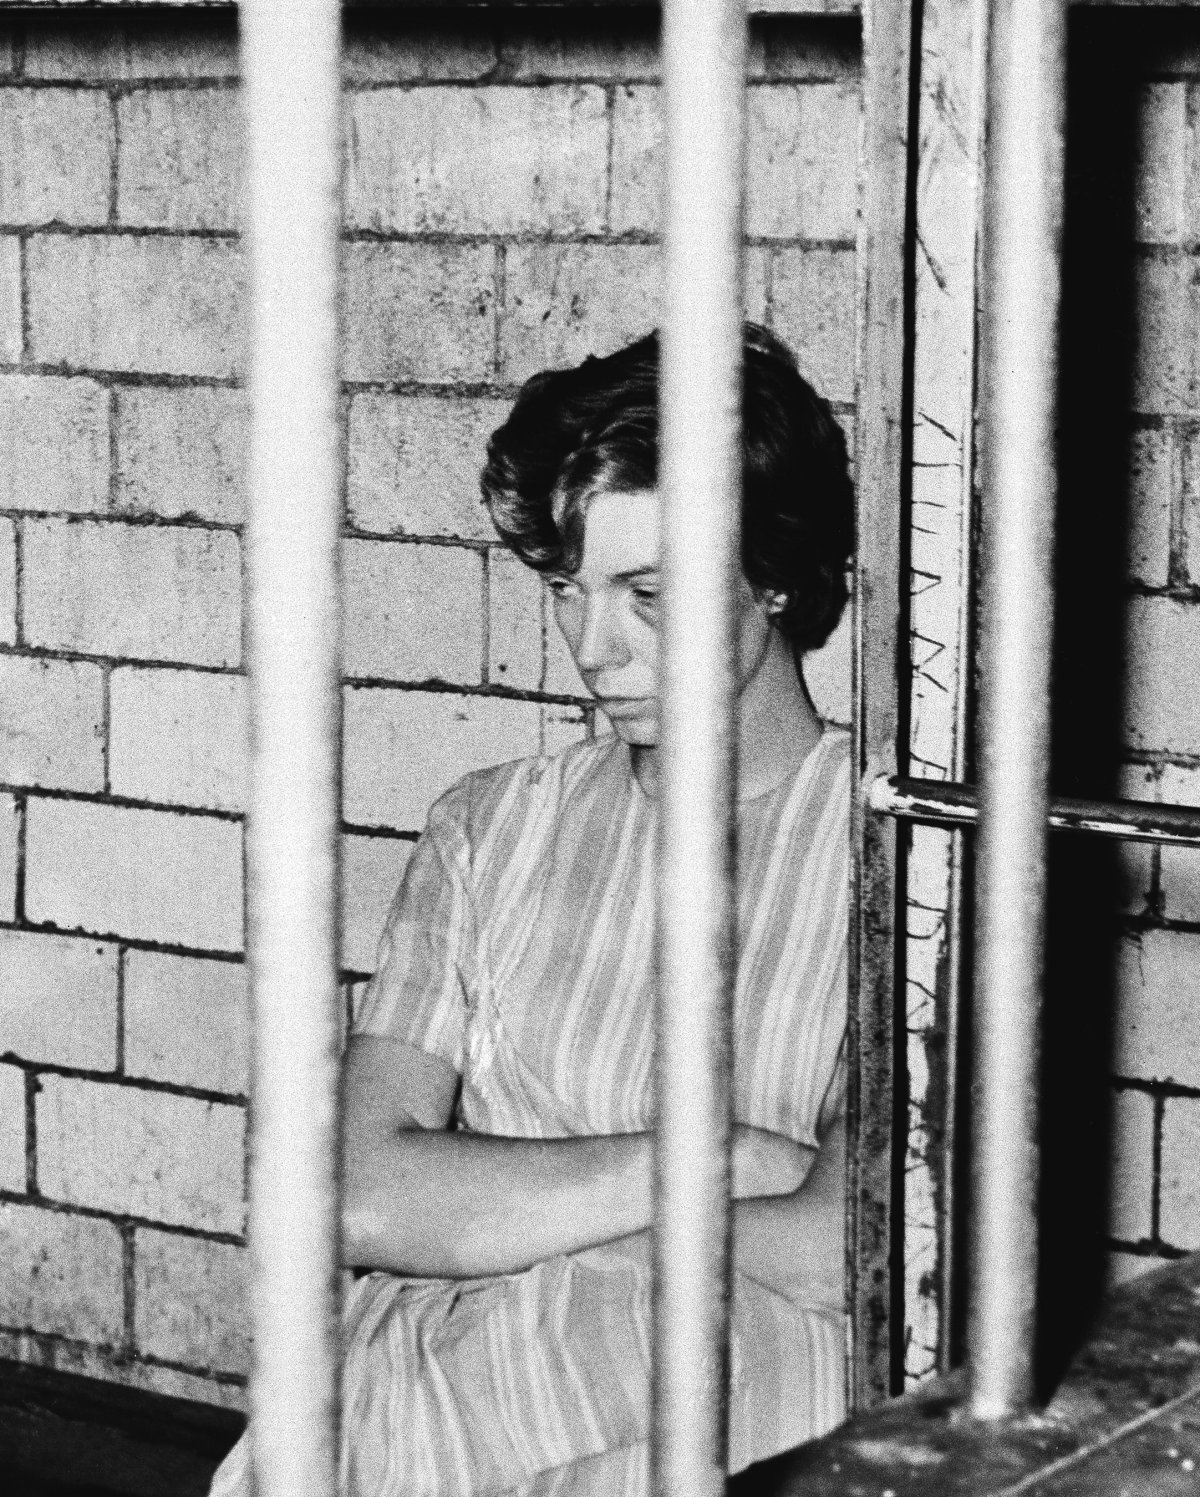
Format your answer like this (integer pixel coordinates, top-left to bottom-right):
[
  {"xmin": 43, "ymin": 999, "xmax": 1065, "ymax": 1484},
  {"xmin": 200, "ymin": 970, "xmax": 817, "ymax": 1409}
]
[
  {"xmin": 344, "ymin": 1127, "xmax": 654, "ymax": 1278},
  {"xmin": 731, "ymin": 1192, "xmax": 844, "ymax": 1310},
  {"xmin": 343, "ymin": 1120, "xmax": 811, "ymax": 1280}
]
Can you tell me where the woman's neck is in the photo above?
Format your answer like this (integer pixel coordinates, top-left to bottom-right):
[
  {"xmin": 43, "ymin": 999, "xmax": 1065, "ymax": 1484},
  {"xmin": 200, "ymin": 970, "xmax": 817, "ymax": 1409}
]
[
  {"xmin": 737, "ymin": 628, "xmax": 824, "ymax": 799},
  {"xmin": 631, "ymin": 630, "xmax": 823, "ymax": 801}
]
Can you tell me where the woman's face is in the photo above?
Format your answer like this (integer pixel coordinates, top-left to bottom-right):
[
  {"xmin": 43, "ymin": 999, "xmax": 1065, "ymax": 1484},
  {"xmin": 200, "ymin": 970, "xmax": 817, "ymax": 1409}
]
[{"xmin": 545, "ymin": 488, "xmax": 774, "ymax": 746}]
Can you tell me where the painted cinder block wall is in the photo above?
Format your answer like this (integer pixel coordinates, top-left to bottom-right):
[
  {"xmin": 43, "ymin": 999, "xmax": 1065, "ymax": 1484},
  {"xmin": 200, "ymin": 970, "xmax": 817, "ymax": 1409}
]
[
  {"xmin": 1107, "ymin": 36, "xmax": 1200, "ymax": 1281},
  {"xmin": 0, "ymin": 8, "xmax": 858, "ymax": 1406},
  {"xmin": 1, "ymin": 3, "xmax": 1196, "ymax": 1410}
]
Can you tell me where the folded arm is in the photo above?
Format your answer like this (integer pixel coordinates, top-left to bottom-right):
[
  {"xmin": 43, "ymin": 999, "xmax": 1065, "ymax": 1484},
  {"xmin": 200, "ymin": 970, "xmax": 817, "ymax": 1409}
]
[
  {"xmin": 731, "ymin": 1108, "xmax": 845, "ymax": 1311},
  {"xmin": 341, "ymin": 1034, "xmax": 814, "ymax": 1279},
  {"xmin": 342, "ymin": 1034, "xmax": 653, "ymax": 1276}
]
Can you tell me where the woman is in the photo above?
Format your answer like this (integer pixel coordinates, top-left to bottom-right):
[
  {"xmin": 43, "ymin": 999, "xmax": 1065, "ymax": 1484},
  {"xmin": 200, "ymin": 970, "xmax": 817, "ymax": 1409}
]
[{"xmin": 211, "ymin": 323, "xmax": 853, "ymax": 1497}]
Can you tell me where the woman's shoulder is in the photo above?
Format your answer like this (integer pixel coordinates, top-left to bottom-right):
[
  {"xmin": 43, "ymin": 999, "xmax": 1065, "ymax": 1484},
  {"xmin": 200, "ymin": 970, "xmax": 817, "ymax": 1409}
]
[
  {"xmin": 802, "ymin": 725, "xmax": 852, "ymax": 838},
  {"xmin": 744, "ymin": 724, "xmax": 851, "ymax": 875},
  {"xmin": 814, "ymin": 724, "xmax": 851, "ymax": 798},
  {"xmin": 423, "ymin": 732, "xmax": 627, "ymax": 850},
  {"xmin": 815, "ymin": 723, "xmax": 851, "ymax": 770},
  {"xmin": 773, "ymin": 724, "xmax": 851, "ymax": 820}
]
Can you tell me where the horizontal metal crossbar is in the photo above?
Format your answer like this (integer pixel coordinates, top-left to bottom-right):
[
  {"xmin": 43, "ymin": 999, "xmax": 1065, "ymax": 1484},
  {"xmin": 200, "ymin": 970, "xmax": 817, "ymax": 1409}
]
[{"xmin": 869, "ymin": 775, "xmax": 1200, "ymax": 847}]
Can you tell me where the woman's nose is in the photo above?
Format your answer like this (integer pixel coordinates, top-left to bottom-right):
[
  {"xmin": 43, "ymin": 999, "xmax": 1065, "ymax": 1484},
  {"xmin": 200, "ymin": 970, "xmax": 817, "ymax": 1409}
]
[{"xmin": 573, "ymin": 596, "xmax": 630, "ymax": 674}]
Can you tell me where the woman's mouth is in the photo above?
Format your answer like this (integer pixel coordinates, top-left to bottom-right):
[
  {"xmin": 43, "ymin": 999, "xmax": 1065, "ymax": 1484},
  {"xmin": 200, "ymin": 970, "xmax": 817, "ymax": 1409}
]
[{"xmin": 594, "ymin": 697, "xmax": 654, "ymax": 718}]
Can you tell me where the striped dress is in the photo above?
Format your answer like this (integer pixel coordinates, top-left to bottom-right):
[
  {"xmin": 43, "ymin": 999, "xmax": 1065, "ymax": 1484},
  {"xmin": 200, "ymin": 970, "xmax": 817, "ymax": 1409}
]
[{"xmin": 210, "ymin": 728, "xmax": 849, "ymax": 1497}]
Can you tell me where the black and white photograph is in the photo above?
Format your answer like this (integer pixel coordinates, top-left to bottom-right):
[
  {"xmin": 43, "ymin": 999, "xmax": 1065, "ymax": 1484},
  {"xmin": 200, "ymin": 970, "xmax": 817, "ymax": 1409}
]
[{"xmin": 0, "ymin": 0, "xmax": 1198, "ymax": 1494}]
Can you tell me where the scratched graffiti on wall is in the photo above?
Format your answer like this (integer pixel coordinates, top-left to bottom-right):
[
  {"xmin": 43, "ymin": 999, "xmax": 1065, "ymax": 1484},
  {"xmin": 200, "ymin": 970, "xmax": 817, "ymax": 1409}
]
[{"xmin": 902, "ymin": 0, "xmax": 981, "ymax": 1386}]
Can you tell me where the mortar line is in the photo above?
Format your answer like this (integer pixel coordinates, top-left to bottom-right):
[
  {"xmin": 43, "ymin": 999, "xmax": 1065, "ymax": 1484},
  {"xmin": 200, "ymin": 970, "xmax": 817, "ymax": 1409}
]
[
  {"xmin": 236, "ymin": 513, "xmax": 250, "ymax": 699},
  {"xmin": 602, "ymin": 84, "xmax": 615, "ymax": 233},
  {"xmin": 1150, "ymin": 1090, "xmax": 1166, "ymax": 1243},
  {"xmin": 0, "ymin": 645, "xmax": 246, "ymax": 675},
  {"xmin": 17, "ymin": 231, "xmax": 29, "ymax": 366},
  {"xmin": 0, "ymin": 1190, "xmax": 248, "ymax": 1250},
  {"xmin": 764, "ymin": 245, "xmax": 777, "ymax": 329},
  {"xmin": 0, "ymin": 220, "xmax": 873, "ymax": 247},
  {"xmin": 0, "ymin": 912, "xmax": 383, "ymax": 990},
  {"xmin": 0, "ymin": 509, "xmax": 242, "ymax": 535},
  {"xmin": 115, "ymin": 943, "xmax": 126, "ymax": 1076},
  {"xmin": 106, "ymin": 384, "xmax": 121, "ymax": 514},
  {"xmin": 0, "ymin": 222, "xmax": 241, "ymax": 242},
  {"xmin": 23, "ymin": 1067, "xmax": 37, "ymax": 1197},
  {"xmin": 0, "ymin": 363, "xmax": 857, "ymax": 412},
  {"xmin": 0, "ymin": 916, "xmax": 246, "ymax": 968},
  {"xmin": 492, "ymin": 241, "xmax": 506, "ymax": 378},
  {"xmin": 8, "ymin": 1055, "xmax": 246, "ymax": 1107},
  {"xmin": 107, "ymin": 89, "xmax": 120, "ymax": 228},
  {"xmin": 0, "ymin": 77, "xmax": 241, "ymax": 95},
  {"xmin": 480, "ymin": 546, "xmax": 492, "ymax": 685},
  {"xmin": 13, "ymin": 788, "xmax": 26, "ymax": 924},
  {"xmin": 11, "ymin": 516, "xmax": 24, "ymax": 647},
  {"xmin": 1, "ymin": 780, "xmax": 244, "ymax": 822},
  {"xmin": 0, "ymin": 776, "xmax": 511, "ymax": 838},
  {"xmin": 99, "ymin": 662, "xmax": 113, "ymax": 795},
  {"xmin": 338, "ymin": 75, "xmax": 857, "ymax": 94},
  {"xmin": 0, "ymin": 362, "xmax": 245, "ymax": 391},
  {"xmin": 1106, "ymin": 1233, "xmax": 1186, "ymax": 1260},
  {"xmin": 1169, "ymin": 407, "xmax": 1187, "ymax": 591},
  {"xmin": 1113, "ymin": 1073, "xmax": 1200, "ymax": 1102},
  {"xmin": 338, "ymin": 385, "xmax": 352, "ymax": 538},
  {"xmin": 342, "ymin": 821, "xmax": 420, "ymax": 844},
  {"xmin": 0, "ymin": 1320, "xmax": 248, "ymax": 1391},
  {"xmin": 119, "ymin": 1221, "xmax": 137, "ymax": 1361}
]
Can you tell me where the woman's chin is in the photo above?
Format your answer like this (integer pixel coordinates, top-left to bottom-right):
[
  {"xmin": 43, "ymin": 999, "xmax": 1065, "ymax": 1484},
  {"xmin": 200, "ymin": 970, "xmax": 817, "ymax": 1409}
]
[{"xmin": 600, "ymin": 714, "xmax": 658, "ymax": 747}]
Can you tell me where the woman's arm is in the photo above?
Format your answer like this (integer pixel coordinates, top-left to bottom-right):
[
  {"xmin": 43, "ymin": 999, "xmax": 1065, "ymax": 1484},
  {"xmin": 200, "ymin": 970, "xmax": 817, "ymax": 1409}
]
[
  {"xmin": 731, "ymin": 1109, "xmax": 845, "ymax": 1312},
  {"xmin": 341, "ymin": 1034, "xmax": 811, "ymax": 1278},
  {"xmin": 342, "ymin": 1033, "xmax": 653, "ymax": 1276}
]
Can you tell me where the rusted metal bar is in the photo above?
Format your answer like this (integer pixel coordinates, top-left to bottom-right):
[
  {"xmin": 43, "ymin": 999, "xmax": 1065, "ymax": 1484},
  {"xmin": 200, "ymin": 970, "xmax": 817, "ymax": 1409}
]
[
  {"xmin": 870, "ymin": 776, "xmax": 1200, "ymax": 848},
  {"xmin": 968, "ymin": 0, "xmax": 1067, "ymax": 1421},
  {"xmin": 848, "ymin": 0, "xmax": 917, "ymax": 1409},
  {"xmin": 243, "ymin": 2, "xmax": 343, "ymax": 1493},
  {"xmin": 653, "ymin": 1, "xmax": 745, "ymax": 1491}
]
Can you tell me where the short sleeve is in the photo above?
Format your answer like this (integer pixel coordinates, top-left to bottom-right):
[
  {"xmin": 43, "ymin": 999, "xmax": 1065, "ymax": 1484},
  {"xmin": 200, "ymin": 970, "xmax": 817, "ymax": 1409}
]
[
  {"xmin": 351, "ymin": 794, "xmax": 476, "ymax": 1073},
  {"xmin": 816, "ymin": 1028, "xmax": 848, "ymax": 1134}
]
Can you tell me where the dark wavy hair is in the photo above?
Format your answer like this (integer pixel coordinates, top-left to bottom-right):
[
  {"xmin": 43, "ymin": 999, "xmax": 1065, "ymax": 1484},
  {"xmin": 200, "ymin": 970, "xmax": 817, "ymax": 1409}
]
[{"xmin": 480, "ymin": 324, "xmax": 853, "ymax": 655}]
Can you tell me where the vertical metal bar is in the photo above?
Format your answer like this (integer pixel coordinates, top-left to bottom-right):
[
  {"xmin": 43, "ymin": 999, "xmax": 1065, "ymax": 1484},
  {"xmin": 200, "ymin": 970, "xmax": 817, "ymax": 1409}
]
[
  {"xmin": 848, "ymin": 0, "xmax": 916, "ymax": 1409},
  {"xmin": 243, "ymin": 3, "xmax": 343, "ymax": 1493},
  {"xmin": 654, "ymin": 1, "xmax": 745, "ymax": 1491},
  {"xmin": 968, "ymin": 0, "xmax": 1066, "ymax": 1420}
]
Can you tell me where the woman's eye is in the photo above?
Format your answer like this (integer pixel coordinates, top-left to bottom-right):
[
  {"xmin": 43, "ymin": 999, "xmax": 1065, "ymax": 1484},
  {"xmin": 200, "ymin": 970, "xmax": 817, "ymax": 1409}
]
[
  {"xmin": 545, "ymin": 577, "xmax": 575, "ymax": 598},
  {"xmin": 633, "ymin": 587, "xmax": 659, "ymax": 606}
]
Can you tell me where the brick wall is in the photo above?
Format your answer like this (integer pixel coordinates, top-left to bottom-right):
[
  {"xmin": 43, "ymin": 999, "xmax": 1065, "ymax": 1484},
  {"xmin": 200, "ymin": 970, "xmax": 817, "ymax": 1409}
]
[
  {"xmin": 0, "ymin": 8, "xmax": 858, "ymax": 1404},
  {"xmin": 1103, "ymin": 24, "xmax": 1200, "ymax": 1285}
]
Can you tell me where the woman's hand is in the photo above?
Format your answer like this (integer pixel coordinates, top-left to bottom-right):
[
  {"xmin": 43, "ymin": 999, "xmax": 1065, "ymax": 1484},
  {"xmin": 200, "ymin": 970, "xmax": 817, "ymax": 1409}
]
[
  {"xmin": 731, "ymin": 1112, "xmax": 846, "ymax": 1309},
  {"xmin": 731, "ymin": 1124, "xmax": 816, "ymax": 1200}
]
